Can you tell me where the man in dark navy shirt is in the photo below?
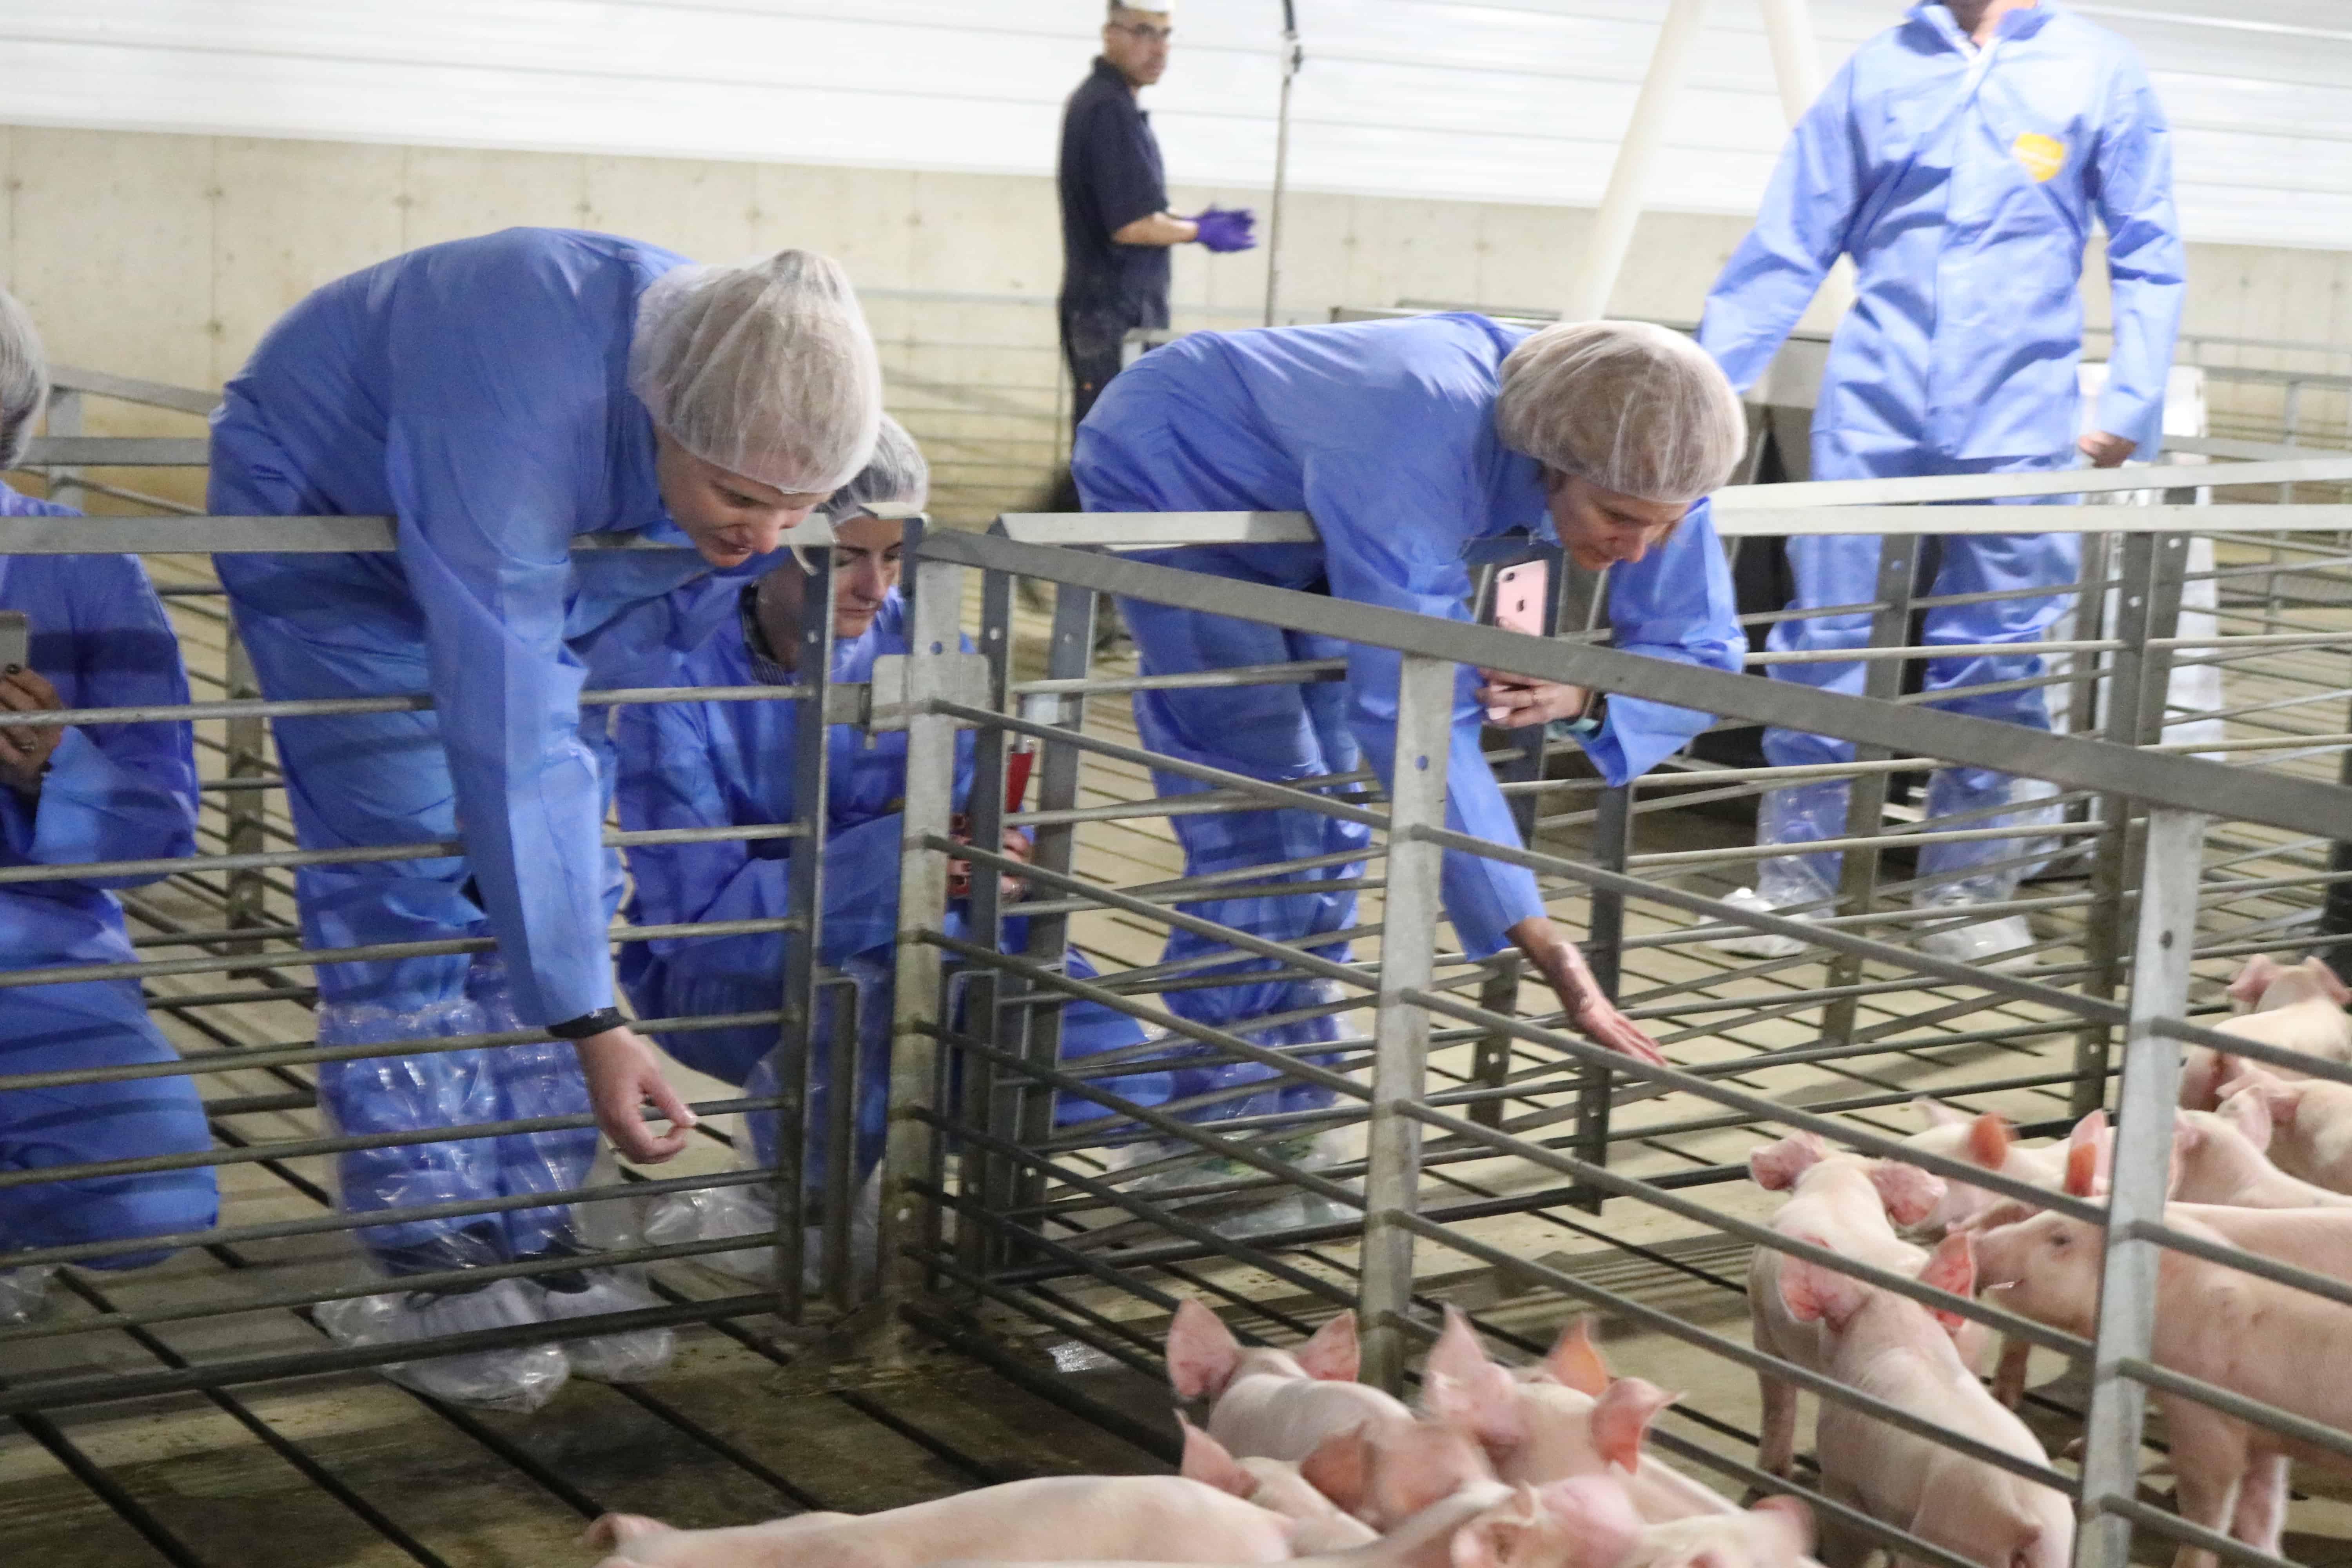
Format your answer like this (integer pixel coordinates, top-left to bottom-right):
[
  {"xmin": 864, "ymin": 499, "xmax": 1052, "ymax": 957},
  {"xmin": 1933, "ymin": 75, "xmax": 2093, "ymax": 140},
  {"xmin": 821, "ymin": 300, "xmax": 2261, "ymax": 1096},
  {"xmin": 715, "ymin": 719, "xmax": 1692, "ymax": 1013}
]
[{"xmin": 1056, "ymin": 2, "xmax": 1256, "ymax": 431}]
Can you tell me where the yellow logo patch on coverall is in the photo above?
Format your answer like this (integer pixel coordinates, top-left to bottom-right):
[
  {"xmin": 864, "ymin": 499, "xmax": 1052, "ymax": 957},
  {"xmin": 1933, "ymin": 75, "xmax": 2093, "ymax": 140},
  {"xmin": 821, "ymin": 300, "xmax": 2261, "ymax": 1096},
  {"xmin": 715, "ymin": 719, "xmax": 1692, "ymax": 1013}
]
[{"xmin": 2012, "ymin": 132, "xmax": 2067, "ymax": 183}]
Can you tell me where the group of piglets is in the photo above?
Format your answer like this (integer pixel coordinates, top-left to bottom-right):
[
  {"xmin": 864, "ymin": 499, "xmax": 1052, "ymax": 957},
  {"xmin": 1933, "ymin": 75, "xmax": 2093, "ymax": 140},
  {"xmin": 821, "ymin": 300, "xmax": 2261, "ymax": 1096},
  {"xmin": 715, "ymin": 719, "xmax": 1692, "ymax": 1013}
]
[
  {"xmin": 1746, "ymin": 953, "xmax": 2352, "ymax": 1568},
  {"xmin": 581, "ymin": 1301, "xmax": 1817, "ymax": 1568}
]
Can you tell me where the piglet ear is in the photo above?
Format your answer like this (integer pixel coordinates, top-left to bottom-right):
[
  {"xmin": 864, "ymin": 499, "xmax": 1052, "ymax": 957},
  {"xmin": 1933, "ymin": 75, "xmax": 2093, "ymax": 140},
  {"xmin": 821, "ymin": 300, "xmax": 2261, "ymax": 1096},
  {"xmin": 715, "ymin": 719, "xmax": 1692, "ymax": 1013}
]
[
  {"xmin": 1425, "ymin": 1307, "xmax": 1492, "ymax": 1396},
  {"xmin": 1749, "ymin": 1132, "xmax": 1829, "ymax": 1192},
  {"xmin": 1533, "ymin": 1477, "xmax": 1644, "ymax": 1568},
  {"xmin": 1966, "ymin": 1112, "xmax": 2014, "ymax": 1172},
  {"xmin": 1918, "ymin": 1234, "xmax": 1976, "ymax": 1334},
  {"xmin": 2311, "ymin": 957, "xmax": 2352, "ymax": 1008},
  {"xmin": 1177, "ymin": 1413, "xmax": 1256, "ymax": 1499},
  {"xmin": 2219, "ymin": 1084, "xmax": 2276, "ymax": 1152},
  {"xmin": 2063, "ymin": 1138, "xmax": 2100, "ymax": 1199},
  {"xmin": 581, "ymin": 1514, "xmax": 670, "ymax": 1548},
  {"xmin": 1299, "ymin": 1426, "xmax": 1372, "ymax": 1515},
  {"xmin": 1778, "ymin": 1254, "xmax": 1865, "ymax": 1333},
  {"xmin": 1295, "ymin": 1310, "xmax": 1361, "ymax": 1382},
  {"xmin": 1867, "ymin": 1160, "xmax": 1946, "ymax": 1230},
  {"xmin": 1913, "ymin": 1095, "xmax": 1968, "ymax": 1129},
  {"xmin": 1590, "ymin": 1377, "xmax": 1679, "ymax": 1473},
  {"xmin": 2229, "ymin": 955, "xmax": 2283, "ymax": 1007},
  {"xmin": 1167, "ymin": 1298, "xmax": 1244, "ymax": 1401},
  {"xmin": 1541, "ymin": 1316, "xmax": 1612, "ymax": 1397},
  {"xmin": 1426, "ymin": 1362, "xmax": 1530, "ymax": 1454}
]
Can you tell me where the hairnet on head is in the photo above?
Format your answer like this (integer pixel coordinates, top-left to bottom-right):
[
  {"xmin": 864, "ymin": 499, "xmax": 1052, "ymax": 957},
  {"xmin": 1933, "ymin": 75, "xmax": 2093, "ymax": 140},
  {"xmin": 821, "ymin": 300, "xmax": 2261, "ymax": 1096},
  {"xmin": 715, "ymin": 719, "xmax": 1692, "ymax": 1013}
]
[
  {"xmin": 0, "ymin": 289, "xmax": 49, "ymax": 472},
  {"xmin": 823, "ymin": 415, "xmax": 928, "ymax": 521},
  {"xmin": 630, "ymin": 249, "xmax": 883, "ymax": 496},
  {"xmin": 1495, "ymin": 320, "xmax": 1746, "ymax": 505}
]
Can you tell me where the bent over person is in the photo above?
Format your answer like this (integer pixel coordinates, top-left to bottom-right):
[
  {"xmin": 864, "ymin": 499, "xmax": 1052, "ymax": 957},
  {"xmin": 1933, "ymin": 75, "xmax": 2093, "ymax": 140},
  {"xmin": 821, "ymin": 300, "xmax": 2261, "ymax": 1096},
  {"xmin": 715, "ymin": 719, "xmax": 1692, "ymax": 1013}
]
[
  {"xmin": 0, "ymin": 289, "xmax": 213, "ymax": 1322},
  {"xmin": 619, "ymin": 419, "xmax": 1171, "ymax": 1278},
  {"xmin": 1074, "ymin": 315, "xmax": 1748, "ymax": 1163},
  {"xmin": 208, "ymin": 227, "xmax": 883, "ymax": 1406}
]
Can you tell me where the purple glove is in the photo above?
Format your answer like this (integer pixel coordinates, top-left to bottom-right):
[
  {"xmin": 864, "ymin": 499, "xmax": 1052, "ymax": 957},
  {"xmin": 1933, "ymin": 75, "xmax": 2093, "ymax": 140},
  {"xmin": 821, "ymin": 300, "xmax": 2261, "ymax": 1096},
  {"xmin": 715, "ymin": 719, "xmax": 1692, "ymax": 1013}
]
[{"xmin": 1191, "ymin": 206, "xmax": 1258, "ymax": 254}]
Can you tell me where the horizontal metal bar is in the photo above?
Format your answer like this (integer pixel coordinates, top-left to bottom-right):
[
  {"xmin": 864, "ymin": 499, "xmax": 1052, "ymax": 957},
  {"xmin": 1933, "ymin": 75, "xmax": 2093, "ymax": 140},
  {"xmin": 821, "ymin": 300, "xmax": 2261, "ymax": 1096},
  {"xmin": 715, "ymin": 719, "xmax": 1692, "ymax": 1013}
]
[
  {"xmin": 2121, "ymin": 1358, "xmax": 2352, "ymax": 1467},
  {"xmin": 2091, "ymin": 1494, "xmax": 2294, "ymax": 1568},
  {"xmin": 17, "ymin": 436, "xmax": 211, "ymax": 466},
  {"xmin": 997, "ymin": 510, "xmax": 1318, "ymax": 548},
  {"xmin": 51, "ymin": 363, "xmax": 219, "ymax": 416},
  {"xmin": 1010, "ymin": 658, "xmax": 1347, "ymax": 696},
  {"xmin": 1712, "ymin": 503, "xmax": 2352, "ymax": 539},
  {"xmin": 920, "ymin": 530, "xmax": 2352, "ymax": 840},
  {"xmin": 1717, "ymin": 455, "xmax": 2352, "ymax": 509},
  {"xmin": 0, "ymin": 678, "xmax": 816, "ymax": 731},
  {"xmin": 0, "ymin": 515, "xmax": 838, "ymax": 556}
]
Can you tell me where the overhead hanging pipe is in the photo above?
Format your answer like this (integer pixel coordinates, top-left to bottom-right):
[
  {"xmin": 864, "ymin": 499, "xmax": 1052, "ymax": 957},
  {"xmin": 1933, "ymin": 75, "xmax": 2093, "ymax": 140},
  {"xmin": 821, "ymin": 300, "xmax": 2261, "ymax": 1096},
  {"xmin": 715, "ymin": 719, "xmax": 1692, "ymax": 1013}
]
[
  {"xmin": 1563, "ymin": 0, "xmax": 1711, "ymax": 322},
  {"xmin": 1262, "ymin": 0, "xmax": 1304, "ymax": 327}
]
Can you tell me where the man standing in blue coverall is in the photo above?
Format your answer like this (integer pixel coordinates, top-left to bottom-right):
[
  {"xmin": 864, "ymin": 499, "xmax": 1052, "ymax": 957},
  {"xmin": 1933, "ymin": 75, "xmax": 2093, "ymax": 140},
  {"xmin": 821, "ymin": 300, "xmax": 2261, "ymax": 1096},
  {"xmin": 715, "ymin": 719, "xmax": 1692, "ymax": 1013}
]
[
  {"xmin": 0, "ymin": 290, "xmax": 213, "ymax": 1323},
  {"xmin": 1076, "ymin": 316, "xmax": 1751, "ymax": 1170},
  {"xmin": 1697, "ymin": 0, "xmax": 2184, "ymax": 964},
  {"xmin": 210, "ymin": 230, "xmax": 882, "ymax": 1407}
]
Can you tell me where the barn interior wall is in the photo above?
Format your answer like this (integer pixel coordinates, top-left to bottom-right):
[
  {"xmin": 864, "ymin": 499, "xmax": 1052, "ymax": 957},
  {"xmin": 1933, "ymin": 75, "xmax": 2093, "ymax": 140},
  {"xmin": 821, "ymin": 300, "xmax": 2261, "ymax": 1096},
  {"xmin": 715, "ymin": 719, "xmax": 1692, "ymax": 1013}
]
[{"xmin": 9, "ymin": 124, "xmax": 2351, "ymax": 517}]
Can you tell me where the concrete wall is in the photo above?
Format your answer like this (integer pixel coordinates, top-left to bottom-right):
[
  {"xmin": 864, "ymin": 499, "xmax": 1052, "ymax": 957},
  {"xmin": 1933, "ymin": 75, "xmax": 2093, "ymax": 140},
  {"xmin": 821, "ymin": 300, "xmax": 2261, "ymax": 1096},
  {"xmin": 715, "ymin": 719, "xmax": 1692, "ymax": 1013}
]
[{"xmin": 9, "ymin": 125, "xmax": 2350, "ymax": 521}]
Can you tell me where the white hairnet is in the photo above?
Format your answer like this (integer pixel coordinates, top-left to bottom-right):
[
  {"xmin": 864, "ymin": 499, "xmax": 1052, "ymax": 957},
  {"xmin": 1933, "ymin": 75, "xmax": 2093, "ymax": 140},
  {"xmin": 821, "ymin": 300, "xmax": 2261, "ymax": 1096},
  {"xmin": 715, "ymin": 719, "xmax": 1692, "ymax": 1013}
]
[
  {"xmin": 1495, "ymin": 320, "xmax": 1746, "ymax": 505},
  {"xmin": 0, "ymin": 289, "xmax": 49, "ymax": 472},
  {"xmin": 630, "ymin": 249, "xmax": 883, "ymax": 495},
  {"xmin": 823, "ymin": 415, "xmax": 928, "ymax": 521}
]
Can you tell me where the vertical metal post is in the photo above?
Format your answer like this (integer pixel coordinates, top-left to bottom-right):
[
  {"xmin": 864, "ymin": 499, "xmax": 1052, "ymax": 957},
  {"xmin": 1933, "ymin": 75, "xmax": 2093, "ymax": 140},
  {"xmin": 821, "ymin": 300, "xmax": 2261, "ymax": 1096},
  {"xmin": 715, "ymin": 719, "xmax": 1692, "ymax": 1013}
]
[
  {"xmin": 43, "ymin": 388, "xmax": 82, "ymax": 511},
  {"xmin": 223, "ymin": 626, "xmax": 270, "ymax": 956},
  {"xmin": 2073, "ymin": 806, "xmax": 2203, "ymax": 1568},
  {"xmin": 2060, "ymin": 532, "xmax": 2112, "ymax": 741},
  {"xmin": 965, "ymin": 568, "xmax": 1018, "ymax": 1272},
  {"xmin": 1470, "ymin": 954, "xmax": 1521, "ymax": 1131},
  {"xmin": 1574, "ymin": 779, "xmax": 1632, "ymax": 1213},
  {"xmin": 1820, "ymin": 535, "xmax": 1916, "ymax": 1047},
  {"xmin": 879, "ymin": 526, "xmax": 963, "ymax": 1313},
  {"xmin": 1359, "ymin": 654, "xmax": 1454, "ymax": 1394},
  {"xmin": 2074, "ymin": 533, "xmax": 2187, "ymax": 1116},
  {"xmin": 1261, "ymin": 2, "xmax": 1302, "ymax": 328},
  {"xmin": 771, "ymin": 553, "xmax": 835, "ymax": 1322}
]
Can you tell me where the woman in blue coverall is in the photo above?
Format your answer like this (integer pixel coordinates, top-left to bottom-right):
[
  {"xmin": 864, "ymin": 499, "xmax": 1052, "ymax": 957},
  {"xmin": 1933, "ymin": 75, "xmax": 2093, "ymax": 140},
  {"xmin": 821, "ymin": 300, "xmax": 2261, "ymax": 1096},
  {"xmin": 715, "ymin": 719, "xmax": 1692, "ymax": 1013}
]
[
  {"xmin": 0, "ymin": 291, "xmax": 213, "ymax": 1323},
  {"xmin": 1073, "ymin": 317, "xmax": 1751, "ymax": 1145},
  {"xmin": 209, "ymin": 229, "xmax": 883, "ymax": 1407},
  {"xmin": 1696, "ymin": 0, "xmax": 2184, "ymax": 964},
  {"xmin": 618, "ymin": 419, "xmax": 1171, "ymax": 1277}
]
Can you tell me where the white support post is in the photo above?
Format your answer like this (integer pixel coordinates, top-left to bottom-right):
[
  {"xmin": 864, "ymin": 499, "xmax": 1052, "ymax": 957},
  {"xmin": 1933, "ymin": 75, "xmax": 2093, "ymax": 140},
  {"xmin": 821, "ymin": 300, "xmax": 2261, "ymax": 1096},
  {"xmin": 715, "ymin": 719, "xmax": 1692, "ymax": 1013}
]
[
  {"xmin": 2074, "ymin": 806, "xmax": 2204, "ymax": 1568},
  {"xmin": 1753, "ymin": 0, "xmax": 1855, "ymax": 323},
  {"xmin": 1357, "ymin": 653, "xmax": 1454, "ymax": 1394},
  {"xmin": 1564, "ymin": 0, "xmax": 1711, "ymax": 322}
]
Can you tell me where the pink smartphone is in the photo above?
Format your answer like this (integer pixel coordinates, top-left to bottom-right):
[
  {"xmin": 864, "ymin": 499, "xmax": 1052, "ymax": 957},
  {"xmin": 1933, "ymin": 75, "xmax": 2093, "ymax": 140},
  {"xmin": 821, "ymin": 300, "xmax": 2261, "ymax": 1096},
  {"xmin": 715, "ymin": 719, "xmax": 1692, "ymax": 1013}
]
[{"xmin": 1491, "ymin": 561, "xmax": 1550, "ymax": 636}]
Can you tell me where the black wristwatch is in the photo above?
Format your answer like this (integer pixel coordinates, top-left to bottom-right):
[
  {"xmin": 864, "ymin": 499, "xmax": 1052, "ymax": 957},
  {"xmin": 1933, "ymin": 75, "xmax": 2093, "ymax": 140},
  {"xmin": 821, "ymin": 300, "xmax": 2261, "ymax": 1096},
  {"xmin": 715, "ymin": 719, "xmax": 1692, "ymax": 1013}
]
[{"xmin": 547, "ymin": 1007, "xmax": 627, "ymax": 1040}]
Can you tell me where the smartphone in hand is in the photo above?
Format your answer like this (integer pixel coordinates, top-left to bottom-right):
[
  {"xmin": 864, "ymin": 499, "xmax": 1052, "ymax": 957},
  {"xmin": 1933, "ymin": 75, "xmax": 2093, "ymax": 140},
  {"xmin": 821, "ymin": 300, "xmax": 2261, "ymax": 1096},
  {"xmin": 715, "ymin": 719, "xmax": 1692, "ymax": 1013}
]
[
  {"xmin": 1482, "ymin": 562, "xmax": 1548, "ymax": 721},
  {"xmin": 0, "ymin": 611, "xmax": 30, "ymax": 673}
]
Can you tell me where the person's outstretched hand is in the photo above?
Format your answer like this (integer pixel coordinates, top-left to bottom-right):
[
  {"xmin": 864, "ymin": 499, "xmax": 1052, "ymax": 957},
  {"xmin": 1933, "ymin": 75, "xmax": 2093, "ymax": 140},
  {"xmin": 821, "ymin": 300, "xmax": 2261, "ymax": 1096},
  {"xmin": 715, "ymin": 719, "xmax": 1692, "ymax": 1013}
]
[
  {"xmin": 1508, "ymin": 915, "xmax": 1668, "ymax": 1067},
  {"xmin": 1191, "ymin": 207, "xmax": 1258, "ymax": 254},
  {"xmin": 2078, "ymin": 430, "xmax": 2136, "ymax": 469},
  {"xmin": 574, "ymin": 1026, "xmax": 699, "ymax": 1162}
]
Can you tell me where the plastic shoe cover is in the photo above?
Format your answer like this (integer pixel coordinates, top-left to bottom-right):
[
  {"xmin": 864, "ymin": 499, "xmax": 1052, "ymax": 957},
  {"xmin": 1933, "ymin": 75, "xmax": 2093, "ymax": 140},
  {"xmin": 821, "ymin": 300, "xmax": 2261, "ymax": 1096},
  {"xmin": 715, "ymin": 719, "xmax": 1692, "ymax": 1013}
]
[
  {"xmin": 642, "ymin": 1178, "xmax": 878, "ymax": 1291},
  {"xmin": 1710, "ymin": 886, "xmax": 1810, "ymax": 959},
  {"xmin": 314, "ymin": 1278, "xmax": 570, "ymax": 1412},
  {"xmin": 0, "ymin": 1265, "xmax": 57, "ymax": 1324},
  {"xmin": 528, "ymin": 1267, "xmax": 675, "ymax": 1383},
  {"xmin": 1755, "ymin": 780, "xmax": 1850, "ymax": 895},
  {"xmin": 1916, "ymin": 913, "xmax": 2034, "ymax": 969}
]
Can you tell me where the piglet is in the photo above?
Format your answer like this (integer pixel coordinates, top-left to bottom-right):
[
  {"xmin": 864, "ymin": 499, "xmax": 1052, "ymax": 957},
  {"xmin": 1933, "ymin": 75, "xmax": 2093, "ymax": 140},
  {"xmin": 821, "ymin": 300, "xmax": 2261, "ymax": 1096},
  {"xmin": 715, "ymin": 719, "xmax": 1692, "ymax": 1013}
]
[
  {"xmin": 1422, "ymin": 1310, "xmax": 1820, "ymax": 1568},
  {"xmin": 1168, "ymin": 1299, "xmax": 1418, "ymax": 1461},
  {"xmin": 2178, "ymin": 954, "xmax": 2352, "ymax": 1110},
  {"xmin": 924, "ymin": 1478, "xmax": 1646, "ymax": 1568},
  {"xmin": 1746, "ymin": 1131, "xmax": 1967, "ymax": 1474},
  {"xmin": 1901, "ymin": 1102, "xmax": 2108, "ymax": 1236},
  {"xmin": 583, "ymin": 1474, "xmax": 1297, "ymax": 1568},
  {"xmin": 2217, "ymin": 1065, "xmax": 2352, "ymax": 1194},
  {"xmin": 2172, "ymin": 1107, "xmax": 2352, "ymax": 1209},
  {"xmin": 1975, "ymin": 1206, "xmax": 2352, "ymax": 1568},
  {"xmin": 1181, "ymin": 1415, "xmax": 1380, "ymax": 1552},
  {"xmin": 1779, "ymin": 1236, "xmax": 2071, "ymax": 1568}
]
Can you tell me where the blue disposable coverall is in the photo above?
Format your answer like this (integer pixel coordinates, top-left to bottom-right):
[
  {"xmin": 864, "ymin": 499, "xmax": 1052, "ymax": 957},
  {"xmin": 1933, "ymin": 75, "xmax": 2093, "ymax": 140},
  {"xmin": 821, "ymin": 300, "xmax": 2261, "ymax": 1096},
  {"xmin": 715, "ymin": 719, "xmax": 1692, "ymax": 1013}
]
[
  {"xmin": 0, "ymin": 482, "xmax": 214, "ymax": 1270},
  {"xmin": 617, "ymin": 588, "xmax": 1168, "ymax": 1191},
  {"xmin": 1697, "ymin": 2, "xmax": 2184, "ymax": 897},
  {"xmin": 209, "ymin": 229, "xmax": 764, "ymax": 1272},
  {"xmin": 1074, "ymin": 314, "xmax": 1744, "ymax": 1115}
]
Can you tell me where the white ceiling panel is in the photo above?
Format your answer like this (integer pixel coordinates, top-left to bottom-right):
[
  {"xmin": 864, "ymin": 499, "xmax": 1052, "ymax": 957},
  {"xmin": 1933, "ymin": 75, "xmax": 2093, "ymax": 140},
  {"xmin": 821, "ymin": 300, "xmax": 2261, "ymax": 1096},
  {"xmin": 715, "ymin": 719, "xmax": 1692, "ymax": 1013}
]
[{"xmin": 0, "ymin": 0, "xmax": 2346, "ymax": 249}]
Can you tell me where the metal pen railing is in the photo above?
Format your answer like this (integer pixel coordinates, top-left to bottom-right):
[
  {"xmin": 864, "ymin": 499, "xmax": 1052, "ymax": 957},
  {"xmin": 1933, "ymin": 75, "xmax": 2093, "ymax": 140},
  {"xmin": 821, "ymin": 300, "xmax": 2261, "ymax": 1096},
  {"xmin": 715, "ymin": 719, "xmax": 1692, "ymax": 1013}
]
[{"xmin": 880, "ymin": 482, "xmax": 2352, "ymax": 1568}]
